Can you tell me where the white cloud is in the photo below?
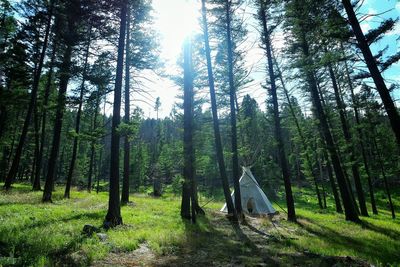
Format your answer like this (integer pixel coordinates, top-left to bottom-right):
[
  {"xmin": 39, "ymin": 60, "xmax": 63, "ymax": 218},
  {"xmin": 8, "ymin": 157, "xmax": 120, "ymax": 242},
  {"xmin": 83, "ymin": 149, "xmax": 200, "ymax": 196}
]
[
  {"xmin": 366, "ymin": 7, "xmax": 377, "ymax": 21},
  {"xmin": 361, "ymin": 22, "xmax": 372, "ymax": 34}
]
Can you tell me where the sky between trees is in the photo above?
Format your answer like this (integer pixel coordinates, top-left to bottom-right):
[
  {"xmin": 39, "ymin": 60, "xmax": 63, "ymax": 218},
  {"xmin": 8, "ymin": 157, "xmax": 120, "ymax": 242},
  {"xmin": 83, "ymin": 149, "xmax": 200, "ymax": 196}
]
[{"xmin": 124, "ymin": 0, "xmax": 400, "ymax": 118}]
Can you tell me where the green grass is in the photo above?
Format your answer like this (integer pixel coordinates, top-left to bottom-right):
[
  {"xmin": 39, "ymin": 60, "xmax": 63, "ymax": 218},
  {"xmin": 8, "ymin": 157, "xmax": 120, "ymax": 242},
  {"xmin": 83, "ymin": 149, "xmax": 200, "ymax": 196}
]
[{"xmin": 0, "ymin": 183, "xmax": 399, "ymax": 266}]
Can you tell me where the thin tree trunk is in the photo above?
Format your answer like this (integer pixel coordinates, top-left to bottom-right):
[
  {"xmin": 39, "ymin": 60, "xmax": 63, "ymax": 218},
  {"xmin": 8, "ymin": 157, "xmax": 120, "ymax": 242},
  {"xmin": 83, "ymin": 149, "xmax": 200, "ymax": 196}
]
[
  {"xmin": 300, "ymin": 35, "xmax": 359, "ymax": 222},
  {"xmin": 318, "ymin": 153, "xmax": 327, "ymax": 209},
  {"xmin": 34, "ymin": 41, "xmax": 57, "ymax": 192},
  {"xmin": 64, "ymin": 27, "xmax": 92, "ymax": 199},
  {"xmin": 104, "ymin": 0, "xmax": 127, "ymax": 227},
  {"xmin": 323, "ymin": 148, "xmax": 343, "ymax": 213},
  {"xmin": 121, "ymin": 6, "xmax": 131, "ymax": 205},
  {"xmin": 274, "ymin": 58, "xmax": 323, "ymax": 211},
  {"xmin": 225, "ymin": 0, "xmax": 241, "ymax": 217},
  {"xmin": 259, "ymin": 2, "xmax": 296, "ymax": 221},
  {"xmin": 87, "ymin": 91, "xmax": 100, "ymax": 193},
  {"xmin": 32, "ymin": 106, "xmax": 41, "ymax": 190},
  {"xmin": 342, "ymin": 48, "xmax": 378, "ymax": 214},
  {"xmin": 342, "ymin": 0, "xmax": 400, "ymax": 150},
  {"xmin": 316, "ymin": 78, "xmax": 360, "ymax": 215},
  {"xmin": 327, "ymin": 63, "xmax": 368, "ymax": 216},
  {"xmin": 42, "ymin": 43, "xmax": 73, "ymax": 202},
  {"xmin": 201, "ymin": 0, "xmax": 235, "ymax": 216},
  {"xmin": 370, "ymin": 127, "xmax": 395, "ymax": 218},
  {"xmin": 4, "ymin": 1, "xmax": 53, "ymax": 189}
]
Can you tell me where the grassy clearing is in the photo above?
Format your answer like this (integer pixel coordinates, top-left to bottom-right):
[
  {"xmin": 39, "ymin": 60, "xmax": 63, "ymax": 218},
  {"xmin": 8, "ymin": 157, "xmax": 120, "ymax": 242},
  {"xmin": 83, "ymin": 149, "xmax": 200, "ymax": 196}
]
[{"xmin": 0, "ymin": 183, "xmax": 399, "ymax": 266}]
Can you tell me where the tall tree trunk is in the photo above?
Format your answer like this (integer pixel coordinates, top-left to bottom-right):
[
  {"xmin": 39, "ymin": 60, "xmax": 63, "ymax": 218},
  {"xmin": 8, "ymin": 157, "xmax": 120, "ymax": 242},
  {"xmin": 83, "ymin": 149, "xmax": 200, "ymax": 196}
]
[
  {"xmin": 0, "ymin": 147, "xmax": 9, "ymax": 182},
  {"xmin": 225, "ymin": 0, "xmax": 241, "ymax": 218},
  {"xmin": 64, "ymin": 27, "xmax": 91, "ymax": 199},
  {"xmin": 342, "ymin": 0, "xmax": 400, "ymax": 150},
  {"xmin": 327, "ymin": 63, "xmax": 368, "ymax": 216},
  {"xmin": 316, "ymin": 78, "xmax": 360, "ymax": 215},
  {"xmin": 323, "ymin": 148, "xmax": 343, "ymax": 213},
  {"xmin": 181, "ymin": 38, "xmax": 196, "ymax": 222},
  {"xmin": 104, "ymin": 0, "xmax": 127, "ymax": 227},
  {"xmin": 32, "ymin": 106, "xmax": 41, "ymax": 190},
  {"xmin": 301, "ymin": 36, "xmax": 359, "ymax": 222},
  {"xmin": 274, "ymin": 57, "xmax": 324, "ymax": 211},
  {"xmin": 121, "ymin": 7, "xmax": 131, "ymax": 205},
  {"xmin": 317, "ymin": 151, "xmax": 328, "ymax": 209},
  {"xmin": 4, "ymin": 1, "xmax": 53, "ymax": 190},
  {"xmin": 342, "ymin": 49, "xmax": 378, "ymax": 215},
  {"xmin": 370, "ymin": 127, "xmax": 395, "ymax": 219},
  {"xmin": 201, "ymin": 0, "xmax": 235, "ymax": 216},
  {"xmin": 0, "ymin": 102, "xmax": 6, "ymax": 141},
  {"xmin": 259, "ymin": 2, "xmax": 296, "ymax": 221},
  {"xmin": 42, "ymin": 43, "xmax": 73, "ymax": 202},
  {"xmin": 34, "ymin": 41, "xmax": 57, "ymax": 191},
  {"xmin": 87, "ymin": 90, "xmax": 100, "ymax": 193}
]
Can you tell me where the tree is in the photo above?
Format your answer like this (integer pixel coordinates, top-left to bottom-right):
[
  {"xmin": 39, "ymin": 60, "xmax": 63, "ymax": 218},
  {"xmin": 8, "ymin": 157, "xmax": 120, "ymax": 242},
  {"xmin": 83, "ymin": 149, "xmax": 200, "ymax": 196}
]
[
  {"xmin": 181, "ymin": 37, "xmax": 196, "ymax": 222},
  {"xmin": 43, "ymin": 0, "xmax": 82, "ymax": 202},
  {"xmin": 284, "ymin": 0, "xmax": 359, "ymax": 222},
  {"xmin": 325, "ymin": 57, "xmax": 368, "ymax": 216},
  {"xmin": 64, "ymin": 25, "xmax": 92, "ymax": 199},
  {"xmin": 201, "ymin": 0, "xmax": 235, "ymax": 216},
  {"xmin": 258, "ymin": 0, "xmax": 296, "ymax": 222},
  {"xmin": 4, "ymin": 0, "xmax": 53, "ymax": 190},
  {"xmin": 224, "ymin": 0, "xmax": 242, "ymax": 217},
  {"xmin": 104, "ymin": 0, "xmax": 127, "ymax": 228},
  {"xmin": 121, "ymin": 2, "xmax": 131, "ymax": 205},
  {"xmin": 33, "ymin": 37, "xmax": 57, "ymax": 191},
  {"xmin": 341, "ymin": 0, "xmax": 400, "ymax": 150}
]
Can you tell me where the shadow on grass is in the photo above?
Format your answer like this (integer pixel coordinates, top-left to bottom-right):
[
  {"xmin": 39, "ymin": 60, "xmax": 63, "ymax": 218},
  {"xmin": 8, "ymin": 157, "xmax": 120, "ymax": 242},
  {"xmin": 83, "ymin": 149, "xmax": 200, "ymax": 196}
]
[
  {"xmin": 359, "ymin": 220, "xmax": 400, "ymax": 240},
  {"xmin": 153, "ymin": 213, "xmax": 279, "ymax": 266},
  {"xmin": 295, "ymin": 216, "xmax": 400, "ymax": 265}
]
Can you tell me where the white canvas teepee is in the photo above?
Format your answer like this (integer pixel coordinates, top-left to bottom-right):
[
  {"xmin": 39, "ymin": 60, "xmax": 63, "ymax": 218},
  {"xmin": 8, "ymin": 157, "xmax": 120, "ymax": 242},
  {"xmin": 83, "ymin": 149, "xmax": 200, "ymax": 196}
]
[{"xmin": 221, "ymin": 167, "xmax": 276, "ymax": 215}]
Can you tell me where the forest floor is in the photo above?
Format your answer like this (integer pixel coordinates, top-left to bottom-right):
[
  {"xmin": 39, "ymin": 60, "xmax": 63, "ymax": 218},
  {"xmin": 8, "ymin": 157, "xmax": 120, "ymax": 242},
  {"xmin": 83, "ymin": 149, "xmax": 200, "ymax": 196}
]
[{"xmin": 0, "ymin": 184, "xmax": 399, "ymax": 266}]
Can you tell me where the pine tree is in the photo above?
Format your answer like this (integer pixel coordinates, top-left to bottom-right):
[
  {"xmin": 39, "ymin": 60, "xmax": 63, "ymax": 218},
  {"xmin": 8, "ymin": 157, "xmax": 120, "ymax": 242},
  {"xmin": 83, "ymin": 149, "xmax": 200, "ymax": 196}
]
[
  {"xmin": 104, "ymin": 0, "xmax": 128, "ymax": 227},
  {"xmin": 257, "ymin": 0, "xmax": 296, "ymax": 222},
  {"xmin": 341, "ymin": 0, "xmax": 400, "ymax": 150},
  {"xmin": 201, "ymin": 0, "xmax": 235, "ymax": 216}
]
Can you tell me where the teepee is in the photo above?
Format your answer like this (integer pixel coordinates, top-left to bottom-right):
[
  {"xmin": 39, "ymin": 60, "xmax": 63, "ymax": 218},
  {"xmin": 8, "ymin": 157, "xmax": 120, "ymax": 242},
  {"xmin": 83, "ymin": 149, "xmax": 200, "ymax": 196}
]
[{"xmin": 221, "ymin": 167, "xmax": 276, "ymax": 215}]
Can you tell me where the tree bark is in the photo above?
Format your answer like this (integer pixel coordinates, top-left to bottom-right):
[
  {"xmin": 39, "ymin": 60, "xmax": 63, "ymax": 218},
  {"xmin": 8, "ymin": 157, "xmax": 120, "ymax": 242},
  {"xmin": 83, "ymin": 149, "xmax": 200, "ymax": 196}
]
[
  {"xmin": 341, "ymin": 0, "xmax": 400, "ymax": 150},
  {"xmin": 32, "ymin": 105, "xmax": 41, "ymax": 190},
  {"xmin": 327, "ymin": 63, "xmax": 368, "ymax": 216},
  {"xmin": 87, "ymin": 90, "xmax": 100, "ymax": 193},
  {"xmin": 274, "ymin": 57, "xmax": 324, "ymax": 211},
  {"xmin": 64, "ymin": 29, "xmax": 91, "ymax": 199},
  {"xmin": 259, "ymin": 2, "xmax": 296, "ymax": 221},
  {"xmin": 181, "ymin": 38, "xmax": 195, "ymax": 222},
  {"xmin": 370, "ymin": 126, "xmax": 395, "ymax": 219},
  {"xmin": 34, "ymin": 40, "xmax": 57, "ymax": 192},
  {"xmin": 300, "ymin": 35, "xmax": 359, "ymax": 222},
  {"xmin": 342, "ymin": 49, "xmax": 378, "ymax": 214},
  {"xmin": 42, "ymin": 44, "xmax": 73, "ymax": 202},
  {"xmin": 201, "ymin": 0, "xmax": 235, "ymax": 216},
  {"xmin": 121, "ymin": 6, "xmax": 131, "ymax": 205},
  {"xmin": 4, "ymin": 1, "xmax": 53, "ymax": 190},
  {"xmin": 225, "ymin": 0, "xmax": 241, "ymax": 218},
  {"xmin": 104, "ymin": 0, "xmax": 127, "ymax": 227},
  {"xmin": 316, "ymin": 78, "xmax": 360, "ymax": 215}
]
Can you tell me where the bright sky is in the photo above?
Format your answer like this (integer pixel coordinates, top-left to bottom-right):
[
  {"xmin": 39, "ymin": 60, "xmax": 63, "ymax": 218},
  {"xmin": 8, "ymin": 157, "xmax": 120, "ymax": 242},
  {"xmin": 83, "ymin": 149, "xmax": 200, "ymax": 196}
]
[
  {"xmin": 131, "ymin": 0, "xmax": 202, "ymax": 118},
  {"xmin": 133, "ymin": 0, "xmax": 399, "ymax": 118}
]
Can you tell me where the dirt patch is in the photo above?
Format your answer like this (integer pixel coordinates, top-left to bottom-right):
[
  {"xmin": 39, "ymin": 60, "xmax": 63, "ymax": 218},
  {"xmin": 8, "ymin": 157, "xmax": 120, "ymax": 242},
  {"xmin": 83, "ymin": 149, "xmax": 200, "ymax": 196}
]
[{"xmin": 92, "ymin": 243, "xmax": 157, "ymax": 267}]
